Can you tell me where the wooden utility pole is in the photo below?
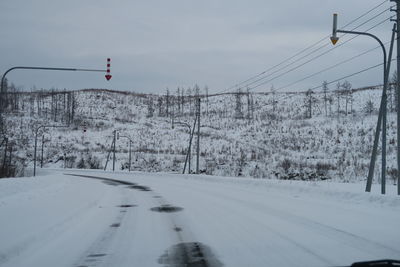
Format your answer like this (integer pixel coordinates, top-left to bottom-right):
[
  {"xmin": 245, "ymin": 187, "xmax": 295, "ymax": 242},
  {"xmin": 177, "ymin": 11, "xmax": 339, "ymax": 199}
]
[{"xmin": 196, "ymin": 98, "xmax": 200, "ymax": 174}]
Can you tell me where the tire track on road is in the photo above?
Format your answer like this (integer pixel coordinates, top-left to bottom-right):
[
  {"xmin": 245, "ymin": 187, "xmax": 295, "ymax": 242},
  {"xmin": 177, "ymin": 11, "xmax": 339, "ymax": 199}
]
[
  {"xmin": 66, "ymin": 173, "xmax": 223, "ymax": 267},
  {"xmin": 158, "ymin": 178, "xmax": 399, "ymax": 262}
]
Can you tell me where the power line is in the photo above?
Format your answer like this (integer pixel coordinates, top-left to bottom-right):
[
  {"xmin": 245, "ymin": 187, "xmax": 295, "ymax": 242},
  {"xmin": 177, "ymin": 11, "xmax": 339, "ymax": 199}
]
[
  {"xmin": 276, "ymin": 40, "xmax": 391, "ymax": 91},
  {"xmin": 217, "ymin": 0, "xmax": 390, "ymax": 95},
  {"xmin": 308, "ymin": 58, "xmax": 395, "ymax": 92},
  {"xmin": 221, "ymin": 38, "xmax": 329, "ymax": 94},
  {"xmin": 246, "ymin": 15, "xmax": 394, "ymax": 92},
  {"xmin": 243, "ymin": 11, "xmax": 392, "ymax": 92},
  {"xmin": 340, "ymin": 0, "xmax": 389, "ymax": 29}
]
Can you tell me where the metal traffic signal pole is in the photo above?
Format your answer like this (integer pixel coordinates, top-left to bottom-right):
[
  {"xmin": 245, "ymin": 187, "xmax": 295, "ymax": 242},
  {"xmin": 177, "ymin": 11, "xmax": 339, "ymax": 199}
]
[
  {"xmin": 0, "ymin": 66, "xmax": 107, "ymax": 112},
  {"xmin": 0, "ymin": 61, "xmax": 111, "ymax": 134}
]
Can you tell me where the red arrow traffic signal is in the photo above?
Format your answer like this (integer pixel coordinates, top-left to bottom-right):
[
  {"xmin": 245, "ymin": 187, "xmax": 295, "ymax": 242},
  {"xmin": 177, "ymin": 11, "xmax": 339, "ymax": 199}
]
[{"xmin": 105, "ymin": 58, "xmax": 112, "ymax": 81}]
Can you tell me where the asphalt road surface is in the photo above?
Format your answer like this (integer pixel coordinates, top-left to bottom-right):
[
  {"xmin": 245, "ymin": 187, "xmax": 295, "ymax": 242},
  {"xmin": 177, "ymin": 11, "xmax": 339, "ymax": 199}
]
[{"xmin": 0, "ymin": 170, "xmax": 399, "ymax": 267}]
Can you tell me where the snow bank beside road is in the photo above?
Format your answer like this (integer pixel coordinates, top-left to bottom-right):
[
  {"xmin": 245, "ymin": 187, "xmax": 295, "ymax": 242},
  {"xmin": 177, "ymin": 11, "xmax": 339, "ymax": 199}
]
[{"xmin": 111, "ymin": 170, "xmax": 400, "ymax": 208}]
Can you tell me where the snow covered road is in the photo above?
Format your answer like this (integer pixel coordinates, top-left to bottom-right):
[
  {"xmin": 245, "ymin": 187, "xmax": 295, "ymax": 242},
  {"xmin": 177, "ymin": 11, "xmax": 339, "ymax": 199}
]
[{"xmin": 0, "ymin": 170, "xmax": 399, "ymax": 267}]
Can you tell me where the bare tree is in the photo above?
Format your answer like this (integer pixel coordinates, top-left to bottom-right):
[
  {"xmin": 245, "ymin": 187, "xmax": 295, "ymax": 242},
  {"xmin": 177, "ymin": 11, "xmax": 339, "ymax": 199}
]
[
  {"xmin": 341, "ymin": 80, "xmax": 352, "ymax": 116},
  {"xmin": 157, "ymin": 97, "xmax": 163, "ymax": 117},
  {"xmin": 194, "ymin": 84, "xmax": 200, "ymax": 117},
  {"xmin": 305, "ymin": 89, "xmax": 315, "ymax": 118},
  {"xmin": 176, "ymin": 87, "xmax": 181, "ymax": 116},
  {"xmin": 364, "ymin": 99, "xmax": 374, "ymax": 114},
  {"xmin": 186, "ymin": 87, "xmax": 192, "ymax": 116},
  {"xmin": 181, "ymin": 87, "xmax": 185, "ymax": 116},
  {"xmin": 165, "ymin": 88, "xmax": 170, "ymax": 117},
  {"xmin": 271, "ymin": 85, "xmax": 277, "ymax": 113},
  {"xmin": 71, "ymin": 91, "xmax": 76, "ymax": 123},
  {"xmin": 204, "ymin": 85, "xmax": 209, "ymax": 117},
  {"xmin": 246, "ymin": 87, "xmax": 252, "ymax": 122},
  {"xmin": 147, "ymin": 97, "xmax": 154, "ymax": 118},
  {"xmin": 335, "ymin": 82, "xmax": 341, "ymax": 118}
]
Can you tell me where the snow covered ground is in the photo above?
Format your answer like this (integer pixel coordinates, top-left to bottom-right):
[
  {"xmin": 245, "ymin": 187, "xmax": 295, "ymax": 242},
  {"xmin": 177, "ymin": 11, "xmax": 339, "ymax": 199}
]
[{"xmin": 0, "ymin": 169, "xmax": 399, "ymax": 267}]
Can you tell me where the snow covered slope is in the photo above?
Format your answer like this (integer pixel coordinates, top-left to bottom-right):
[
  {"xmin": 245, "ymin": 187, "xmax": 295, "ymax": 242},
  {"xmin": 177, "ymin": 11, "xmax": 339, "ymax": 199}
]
[{"xmin": 3, "ymin": 85, "xmax": 398, "ymax": 183}]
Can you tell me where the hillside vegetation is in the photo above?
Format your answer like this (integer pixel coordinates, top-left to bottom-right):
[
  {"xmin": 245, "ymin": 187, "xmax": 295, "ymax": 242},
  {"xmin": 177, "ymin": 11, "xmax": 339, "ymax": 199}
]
[{"xmin": 1, "ymin": 84, "xmax": 398, "ymax": 184}]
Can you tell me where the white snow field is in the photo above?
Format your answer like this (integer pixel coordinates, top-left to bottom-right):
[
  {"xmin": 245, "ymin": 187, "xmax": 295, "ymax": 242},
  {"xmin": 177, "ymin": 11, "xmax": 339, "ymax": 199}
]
[{"xmin": 0, "ymin": 169, "xmax": 399, "ymax": 267}]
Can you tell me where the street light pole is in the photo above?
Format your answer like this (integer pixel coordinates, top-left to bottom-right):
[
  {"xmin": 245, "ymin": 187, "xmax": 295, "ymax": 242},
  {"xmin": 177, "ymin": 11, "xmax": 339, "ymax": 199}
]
[
  {"xmin": 118, "ymin": 134, "xmax": 134, "ymax": 172},
  {"xmin": 174, "ymin": 121, "xmax": 194, "ymax": 174},
  {"xmin": 34, "ymin": 124, "xmax": 68, "ymax": 176},
  {"xmin": 331, "ymin": 14, "xmax": 394, "ymax": 194}
]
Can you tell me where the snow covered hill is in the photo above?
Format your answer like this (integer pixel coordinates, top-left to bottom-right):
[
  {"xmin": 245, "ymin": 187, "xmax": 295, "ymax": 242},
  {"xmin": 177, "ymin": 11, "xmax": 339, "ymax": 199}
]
[{"xmin": 2, "ymin": 84, "xmax": 398, "ymax": 184}]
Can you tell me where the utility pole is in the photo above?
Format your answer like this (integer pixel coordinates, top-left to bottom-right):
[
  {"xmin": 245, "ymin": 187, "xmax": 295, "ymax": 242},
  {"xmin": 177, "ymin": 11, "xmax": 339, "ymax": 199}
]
[
  {"xmin": 41, "ymin": 135, "xmax": 45, "ymax": 168},
  {"xmin": 391, "ymin": 0, "xmax": 400, "ymax": 195},
  {"xmin": 112, "ymin": 130, "xmax": 116, "ymax": 171},
  {"xmin": 381, "ymin": 24, "xmax": 396, "ymax": 194},
  {"xmin": 172, "ymin": 98, "xmax": 175, "ymax": 129},
  {"xmin": 397, "ymin": 2, "xmax": 400, "ymax": 195},
  {"xmin": 196, "ymin": 98, "xmax": 201, "ymax": 174}
]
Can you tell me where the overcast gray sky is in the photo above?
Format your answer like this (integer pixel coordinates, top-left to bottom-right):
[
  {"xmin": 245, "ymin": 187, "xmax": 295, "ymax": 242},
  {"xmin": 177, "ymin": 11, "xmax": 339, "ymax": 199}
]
[{"xmin": 0, "ymin": 0, "xmax": 395, "ymax": 94}]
